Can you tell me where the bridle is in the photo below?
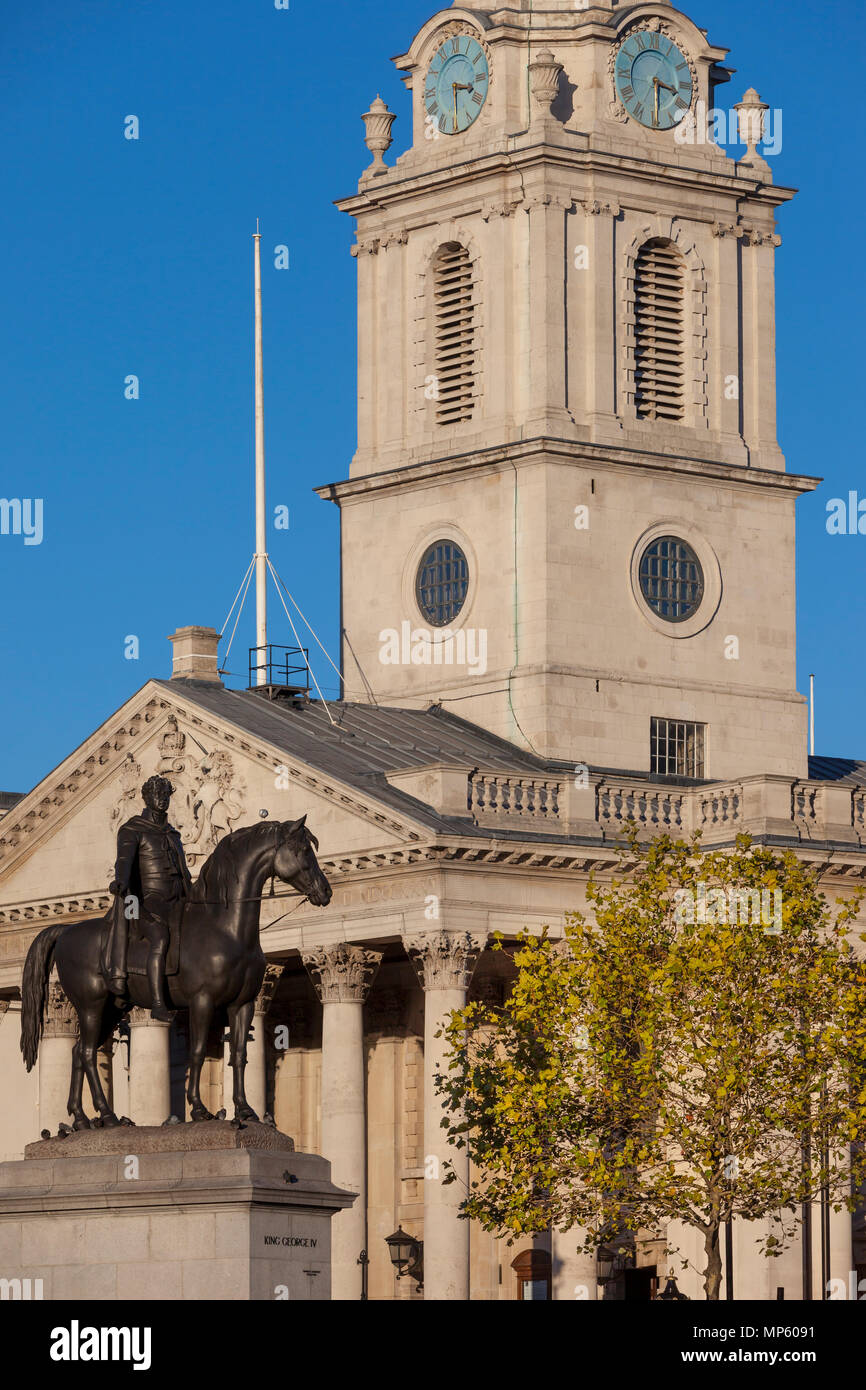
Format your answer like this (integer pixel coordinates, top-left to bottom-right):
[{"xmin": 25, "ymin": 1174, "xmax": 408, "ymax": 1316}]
[{"xmin": 190, "ymin": 823, "xmax": 326, "ymax": 925}]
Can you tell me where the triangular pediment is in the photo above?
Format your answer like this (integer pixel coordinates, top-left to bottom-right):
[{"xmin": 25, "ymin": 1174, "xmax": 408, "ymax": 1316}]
[{"xmin": 0, "ymin": 682, "xmax": 432, "ymax": 918}]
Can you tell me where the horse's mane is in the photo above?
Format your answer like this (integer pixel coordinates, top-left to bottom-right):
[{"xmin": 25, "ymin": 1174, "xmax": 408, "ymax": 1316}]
[{"xmin": 190, "ymin": 822, "xmax": 276, "ymax": 908}]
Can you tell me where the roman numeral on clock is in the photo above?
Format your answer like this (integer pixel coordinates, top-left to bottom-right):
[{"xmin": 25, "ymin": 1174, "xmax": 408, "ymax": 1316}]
[
  {"xmin": 676, "ymin": 61, "xmax": 689, "ymax": 73},
  {"xmin": 634, "ymin": 34, "xmax": 647, "ymax": 50},
  {"xmin": 621, "ymin": 84, "xmax": 635, "ymax": 100},
  {"xmin": 679, "ymin": 80, "xmax": 691, "ymax": 92},
  {"xmin": 675, "ymin": 96, "xmax": 689, "ymax": 110},
  {"xmin": 472, "ymin": 91, "xmax": 484, "ymax": 105}
]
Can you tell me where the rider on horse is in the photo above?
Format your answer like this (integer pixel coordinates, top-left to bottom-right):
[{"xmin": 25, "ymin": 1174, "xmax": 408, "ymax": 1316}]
[{"xmin": 107, "ymin": 775, "xmax": 192, "ymax": 1022}]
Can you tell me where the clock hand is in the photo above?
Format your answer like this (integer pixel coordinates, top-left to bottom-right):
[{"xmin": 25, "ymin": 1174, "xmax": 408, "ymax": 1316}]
[{"xmin": 652, "ymin": 76, "xmax": 660, "ymax": 128}]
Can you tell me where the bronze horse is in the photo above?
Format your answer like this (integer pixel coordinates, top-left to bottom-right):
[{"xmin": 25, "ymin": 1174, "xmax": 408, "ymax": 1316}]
[{"xmin": 20, "ymin": 817, "xmax": 331, "ymax": 1128}]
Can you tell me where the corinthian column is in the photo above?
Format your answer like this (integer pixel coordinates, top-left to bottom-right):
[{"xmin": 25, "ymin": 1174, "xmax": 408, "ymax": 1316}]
[
  {"xmin": 404, "ymin": 930, "xmax": 486, "ymax": 1301},
  {"xmin": 39, "ymin": 982, "xmax": 77, "ymax": 1134},
  {"xmin": 303, "ymin": 942, "xmax": 382, "ymax": 1300}
]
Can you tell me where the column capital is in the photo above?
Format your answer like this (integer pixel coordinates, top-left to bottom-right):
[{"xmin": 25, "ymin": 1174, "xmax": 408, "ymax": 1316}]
[
  {"xmin": 254, "ymin": 962, "xmax": 283, "ymax": 1015},
  {"xmin": 128, "ymin": 1006, "xmax": 172, "ymax": 1029},
  {"xmin": 43, "ymin": 982, "xmax": 78, "ymax": 1038},
  {"xmin": 303, "ymin": 943, "xmax": 382, "ymax": 1003},
  {"xmin": 404, "ymin": 930, "xmax": 486, "ymax": 992}
]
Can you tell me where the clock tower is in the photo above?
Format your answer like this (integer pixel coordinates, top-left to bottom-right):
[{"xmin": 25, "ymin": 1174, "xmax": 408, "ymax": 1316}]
[{"xmin": 324, "ymin": 0, "xmax": 815, "ymax": 781}]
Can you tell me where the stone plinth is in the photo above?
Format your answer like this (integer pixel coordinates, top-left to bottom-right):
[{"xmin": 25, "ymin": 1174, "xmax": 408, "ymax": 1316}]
[
  {"xmin": 25, "ymin": 1119, "xmax": 294, "ymax": 1160},
  {"xmin": 0, "ymin": 1123, "xmax": 355, "ymax": 1301}
]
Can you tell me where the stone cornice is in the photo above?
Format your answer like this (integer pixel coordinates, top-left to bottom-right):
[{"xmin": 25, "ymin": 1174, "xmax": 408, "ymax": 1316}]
[
  {"xmin": 337, "ymin": 141, "xmax": 795, "ymax": 222},
  {"xmin": 316, "ymin": 435, "xmax": 820, "ymax": 507}
]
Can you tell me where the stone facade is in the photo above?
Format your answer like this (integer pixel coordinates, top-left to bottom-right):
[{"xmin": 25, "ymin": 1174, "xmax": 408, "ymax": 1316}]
[{"xmin": 0, "ymin": 1, "xmax": 863, "ymax": 1303}]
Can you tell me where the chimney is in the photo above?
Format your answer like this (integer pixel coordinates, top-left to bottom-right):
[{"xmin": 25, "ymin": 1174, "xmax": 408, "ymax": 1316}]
[{"xmin": 167, "ymin": 626, "xmax": 223, "ymax": 685}]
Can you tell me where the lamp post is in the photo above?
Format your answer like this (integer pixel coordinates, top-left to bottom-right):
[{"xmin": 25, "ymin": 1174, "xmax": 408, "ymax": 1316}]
[
  {"xmin": 657, "ymin": 1271, "xmax": 689, "ymax": 1301},
  {"xmin": 385, "ymin": 1228, "xmax": 424, "ymax": 1293}
]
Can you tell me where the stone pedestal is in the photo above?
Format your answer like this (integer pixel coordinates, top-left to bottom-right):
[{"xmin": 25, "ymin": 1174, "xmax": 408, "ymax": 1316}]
[{"xmin": 0, "ymin": 1122, "xmax": 355, "ymax": 1301}]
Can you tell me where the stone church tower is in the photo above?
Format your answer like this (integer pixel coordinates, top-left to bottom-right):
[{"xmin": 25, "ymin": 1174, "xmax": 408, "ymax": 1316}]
[
  {"xmin": 5, "ymin": 0, "xmax": 862, "ymax": 1307},
  {"xmin": 329, "ymin": 0, "xmax": 814, "ymax": 782}
]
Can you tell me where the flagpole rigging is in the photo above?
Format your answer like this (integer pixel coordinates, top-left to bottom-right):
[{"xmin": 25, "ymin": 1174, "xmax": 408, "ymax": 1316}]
[{"xmin": 253, "ymin": 221, "xmax": 268, "ymax": 685}]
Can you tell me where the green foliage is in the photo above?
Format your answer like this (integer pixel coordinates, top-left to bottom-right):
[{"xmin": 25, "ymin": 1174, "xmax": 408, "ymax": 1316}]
[{"xmin": 437, "ymin": 832, "xmax": 866, "ymax": 1299}]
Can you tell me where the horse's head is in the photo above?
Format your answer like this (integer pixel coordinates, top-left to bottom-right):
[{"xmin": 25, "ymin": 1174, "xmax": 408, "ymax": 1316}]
[{"xmin": 274, "ymin": 816, "xmax": 332, "ymax": 907}]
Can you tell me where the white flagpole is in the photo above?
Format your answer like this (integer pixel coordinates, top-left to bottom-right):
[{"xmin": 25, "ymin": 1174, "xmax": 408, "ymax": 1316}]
[{"xmin": 253, "ymin": 223, "xmax": 268, "ymax": 685}]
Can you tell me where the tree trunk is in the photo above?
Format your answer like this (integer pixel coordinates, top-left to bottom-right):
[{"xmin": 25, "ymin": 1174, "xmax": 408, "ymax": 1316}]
[{"xmin": 704, "ymin": 1224, "xmax": 723, "ymax": 1300}]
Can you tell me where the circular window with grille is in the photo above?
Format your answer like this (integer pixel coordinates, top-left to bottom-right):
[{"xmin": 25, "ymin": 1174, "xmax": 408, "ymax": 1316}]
[
  {"xmin": 638, "ymin": 535, "xmax": 704, "ymax": 623},
  {"xmin": 415, "ymin": 540, "xmax": 469, "ymax": 627}
]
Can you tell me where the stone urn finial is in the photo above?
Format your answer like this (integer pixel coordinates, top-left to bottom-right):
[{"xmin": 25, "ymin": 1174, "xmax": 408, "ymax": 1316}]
[
  {"xmin": 734, "ymin": 88, "xmax": 769, "ymax": 164},
  {"xmin": 529, "ymin": 50, "xmax": 564, "ymax": 112},
  {"xmin": 362, "ymin": 96, "xmax": 396, "ymax": 176}
]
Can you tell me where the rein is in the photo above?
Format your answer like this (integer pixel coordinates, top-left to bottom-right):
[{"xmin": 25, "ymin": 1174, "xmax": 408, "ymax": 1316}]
[{"xmin": 188, "ymin": 826, "xmax": 319, "ymax": 924}]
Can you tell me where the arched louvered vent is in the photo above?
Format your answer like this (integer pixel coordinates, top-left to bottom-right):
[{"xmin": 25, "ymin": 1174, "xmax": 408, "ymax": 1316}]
[
  {"xmin": 634, "ymin": 239, "xmax": 686, "ymax": 422},
  {"xmin": 432, "ymin": 243, "xmax": 476, "ymax": 425}
]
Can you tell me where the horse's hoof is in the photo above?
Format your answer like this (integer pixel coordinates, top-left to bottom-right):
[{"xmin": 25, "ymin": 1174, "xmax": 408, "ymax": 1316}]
[
  {"xmin": 72, "ymin": 1117, "xmax": 92, "ymax": 1132},
  {"xmin": 235, "ymin": 1108, "xmax": 260, "ymax": 1125},
  {"xmin": 101, "ymin": 1113, "xmax": 122, "ymax": 1129},
  {"xmin": 190, "ymin": 1108, "xmax": 215, "ymax": 1124}
]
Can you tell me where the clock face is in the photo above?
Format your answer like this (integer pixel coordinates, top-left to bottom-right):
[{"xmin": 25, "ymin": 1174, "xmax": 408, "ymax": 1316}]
[
  {"xmin": 614, "ymin": 29, "xmax": 693, "ymax": 130},
  {"xmin": 425, "ymin": 34, "xmax": 489, "ymax": 135}
]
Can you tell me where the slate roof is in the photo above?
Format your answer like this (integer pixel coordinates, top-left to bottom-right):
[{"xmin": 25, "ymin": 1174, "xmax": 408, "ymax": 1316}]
[
  {"xmin": 146, "ymin": 682, "xmax": 866, "ymax": 845},
  {"xmin": 807, "ymin": 756, "xmax": 866, "ymax": 785},
  {"xmin": 157, "ymin": 679, "xmax": 561, "ymax": 838}
]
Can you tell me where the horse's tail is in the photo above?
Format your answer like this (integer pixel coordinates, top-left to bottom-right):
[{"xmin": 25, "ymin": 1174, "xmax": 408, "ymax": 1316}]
[{"xmin": 20, "ymin": 923, "xmax": 67, "ymax": 1072}]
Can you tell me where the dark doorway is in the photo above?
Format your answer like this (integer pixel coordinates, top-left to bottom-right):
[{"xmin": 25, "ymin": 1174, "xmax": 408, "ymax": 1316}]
[{"xmin": 624, "ymin": 1267, "xmax": 657, "ymax": 1301}]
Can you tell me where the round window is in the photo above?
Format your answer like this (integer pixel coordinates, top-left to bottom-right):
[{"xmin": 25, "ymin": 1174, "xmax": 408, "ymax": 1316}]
[
  {"xmin": 638, "ymin": 536, "xmax": 704, "ymax": 623},
  {"xmin": 415, "ymin": 540, "xmax": 469, "ymax": 627}
]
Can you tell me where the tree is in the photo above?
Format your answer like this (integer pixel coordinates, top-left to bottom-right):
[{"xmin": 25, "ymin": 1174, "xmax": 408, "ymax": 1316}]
[{"xmin": 438, "ymin": 832, "xmax": 866, "ymax": 1299}]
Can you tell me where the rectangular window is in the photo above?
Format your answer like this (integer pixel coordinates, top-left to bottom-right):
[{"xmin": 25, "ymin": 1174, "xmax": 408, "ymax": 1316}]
[{"xmin": 650, "ymin": 717, "xmax": 705, "ymax": 778}]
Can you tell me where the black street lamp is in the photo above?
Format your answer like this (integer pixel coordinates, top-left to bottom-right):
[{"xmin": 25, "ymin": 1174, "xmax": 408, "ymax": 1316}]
[
  {"xmin": 657, "ymin": 1272, "xmax": 689, "ymax": 1301},
  {"xmin": 385, "ymin": 1227, "xmax": 424, "ymax": 1292}
]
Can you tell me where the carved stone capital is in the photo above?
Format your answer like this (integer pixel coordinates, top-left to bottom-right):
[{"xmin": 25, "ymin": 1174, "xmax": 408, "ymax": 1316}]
[
  {"xmin": 481, "ymin": 200, "xmax": 522, "ymax": 221},
  {"xmin": 380, "ymin": 227, "xmax": 409, "ymax": 250},
  {"xmin": 128, "ymin": 1006, "xmax": 171, "ymax": 1029},
  {"xmin": 350, "ymin": 237, "xmax": 381, "ymax": 258},
  {"xmin": 404, "ymin": 930, "xmax": 486, "ymax": 992},
  {"xmin": 580, "ymin": 199, "xmax": 620, "ymax": 218},
  {"xmin": 712, "ymin": 222, "xmax": 743, "ymax": 239},
  {"xmin": 255, "ymin": 963, "xmax": 283, "ymax": 1015},
  {"xmin": 525, "ymin": 194, "xmax": 573, "ymax": 215},
  {"xmin": 303, "ymin": 943, "xmax": 382, "ymax": 1003},
  {"xmin": 43, "ymin": 982, "xmax": 77, "ymax": 1038}
]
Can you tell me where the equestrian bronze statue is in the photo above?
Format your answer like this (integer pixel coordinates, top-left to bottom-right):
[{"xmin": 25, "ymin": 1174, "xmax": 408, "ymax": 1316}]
[{"xmin": 20, "ymin": 777, "xmax": 332, "ymax": 1129}]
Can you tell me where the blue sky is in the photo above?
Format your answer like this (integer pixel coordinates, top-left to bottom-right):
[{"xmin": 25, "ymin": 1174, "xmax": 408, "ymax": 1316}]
[{"xmin": 0, "ymin": 0, "xmax": 863, "ymax": 792}]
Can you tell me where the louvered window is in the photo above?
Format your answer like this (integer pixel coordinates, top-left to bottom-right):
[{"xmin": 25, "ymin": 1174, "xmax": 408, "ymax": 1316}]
[
  {"xmin": 432, "ymin": 243, "xmax": 476, "ymax": 425},
  {"xmin": 634, "ymin": 239, "xmax": 686, "ymax": 422}
]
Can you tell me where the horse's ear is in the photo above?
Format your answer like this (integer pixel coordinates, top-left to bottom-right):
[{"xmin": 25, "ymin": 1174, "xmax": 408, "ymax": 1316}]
[{"xmin": 283, "ymin": 815, "xmax": 307, "ymax": 838}]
